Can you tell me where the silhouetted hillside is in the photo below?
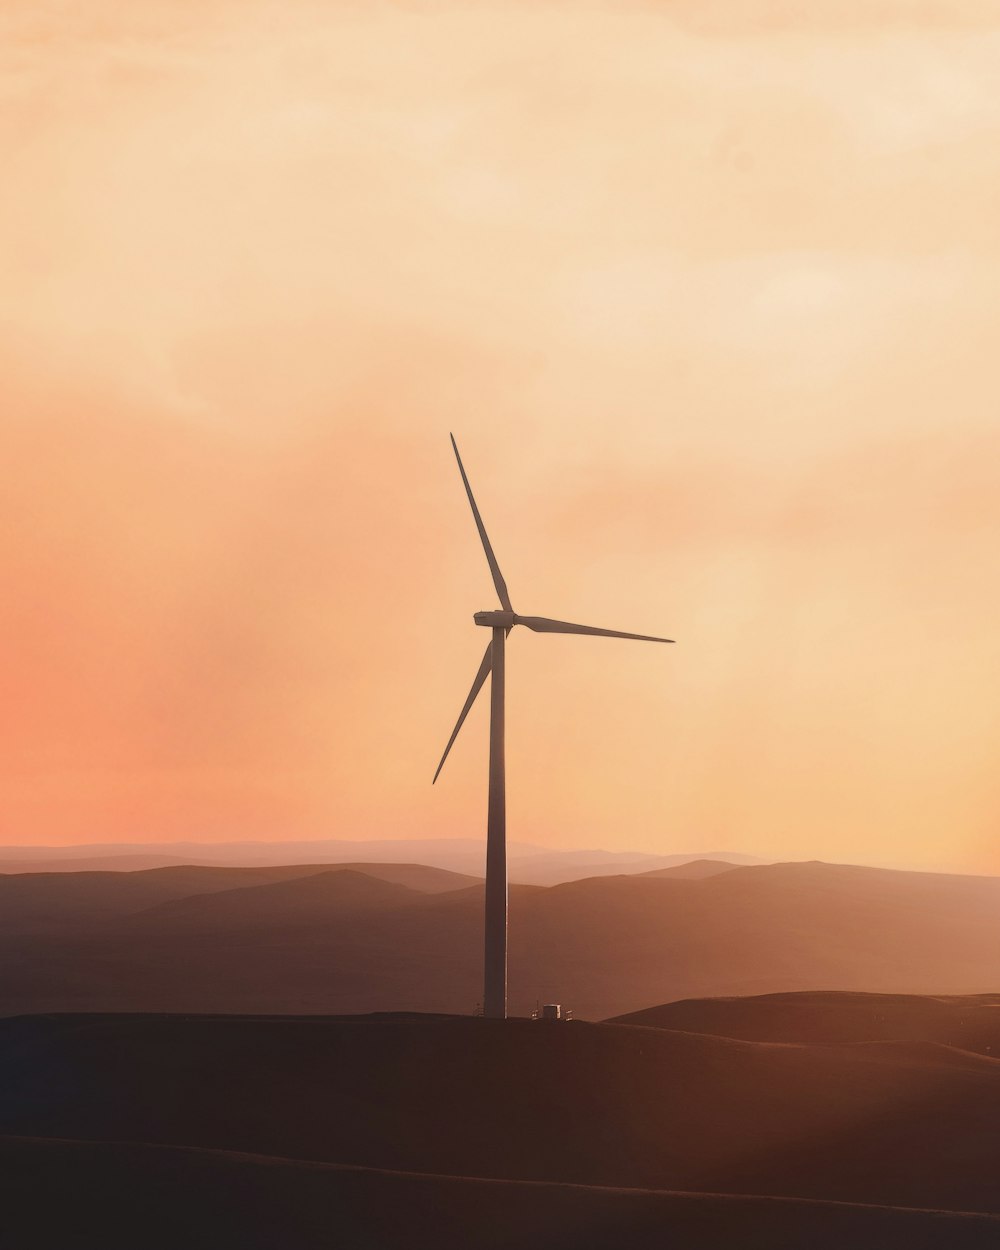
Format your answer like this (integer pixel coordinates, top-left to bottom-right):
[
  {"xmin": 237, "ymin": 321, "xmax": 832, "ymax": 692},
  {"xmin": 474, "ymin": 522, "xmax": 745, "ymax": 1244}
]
[
  {"xmin": 507, "ymin": 849, "xmax": 761, "ymax": 885},
  {"xmin": 0, "ymin": 854, "xmax": 216, "ymax": 874},
  {"xmin": 4, "ymin": 1012, "xmax": 1000, "ymax": 1217},
  {"xmin": 610, "ymin": 991, "xmax": 1000, "ymax": 1055},
  {"xmin": 135, "ymin": 870, "xmax": 423, "ymax": 932},
  {"xmin": 0, "ymin": 861, "xmax": 476, "ymax": 935}
]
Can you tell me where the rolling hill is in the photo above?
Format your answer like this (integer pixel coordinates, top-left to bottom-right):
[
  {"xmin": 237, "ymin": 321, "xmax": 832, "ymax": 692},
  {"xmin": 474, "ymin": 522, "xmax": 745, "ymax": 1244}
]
[
  {"xmin": 3, "ymin": 1010, "xmax": 1000, "ymax": 1219},
  {"xmin": 610, "ymin": 990, "xmax": 1000, "ymax": 1055},
  {"xmin": 637, "ymin": 859, "xmax": 740, "ymax": 880},
  {"xmin": 133, "ymin": 870, "xmax": 424, "ymax": 931},
  {"xmin": 0, "ymin": 861, "xmax": 476, "ymax": 935},
  {"xmin": 2, "ymin": 859, "xmax": 1000, "ymax": 1018}
]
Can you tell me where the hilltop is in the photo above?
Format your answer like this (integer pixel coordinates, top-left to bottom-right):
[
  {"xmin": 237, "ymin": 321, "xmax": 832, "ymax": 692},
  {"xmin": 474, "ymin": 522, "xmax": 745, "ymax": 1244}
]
[{"xmin": 610, "ymin": 990, "xmax": 1000, "ymax": 1054}]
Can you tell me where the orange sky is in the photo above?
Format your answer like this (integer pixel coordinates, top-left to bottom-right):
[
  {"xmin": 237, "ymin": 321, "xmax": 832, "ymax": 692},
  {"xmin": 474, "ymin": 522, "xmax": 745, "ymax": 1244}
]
[{"xmin": 2, "ymin": 2, "xmax": 999, "ymax": 871}]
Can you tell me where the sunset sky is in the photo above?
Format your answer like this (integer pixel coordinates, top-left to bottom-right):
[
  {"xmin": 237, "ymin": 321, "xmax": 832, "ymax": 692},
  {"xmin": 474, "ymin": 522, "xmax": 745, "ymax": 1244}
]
[{"xmin": 2, "ymin": 2, "xmax": 999, "ymax": 871}]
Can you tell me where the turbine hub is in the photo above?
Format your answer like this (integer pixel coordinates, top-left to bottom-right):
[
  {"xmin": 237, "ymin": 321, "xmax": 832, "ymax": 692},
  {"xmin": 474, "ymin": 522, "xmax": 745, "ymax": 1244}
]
[{"xmin": 474, "ymin": 610, "xmax": 516, "ymax": 629}]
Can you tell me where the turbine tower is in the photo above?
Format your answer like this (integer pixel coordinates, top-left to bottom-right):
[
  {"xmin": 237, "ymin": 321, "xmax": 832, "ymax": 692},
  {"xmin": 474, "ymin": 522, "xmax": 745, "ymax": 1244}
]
[{"xmin": 434, "ymin": 435, "xmax": 673, "ymax": 1019}]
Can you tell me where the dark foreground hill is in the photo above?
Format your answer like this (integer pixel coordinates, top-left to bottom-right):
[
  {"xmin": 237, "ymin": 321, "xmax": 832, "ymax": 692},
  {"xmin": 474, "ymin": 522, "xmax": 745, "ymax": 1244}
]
[
  {"xmin": 5, "ymin": 1135, "xmax": 1000, "ymax": 1250},
  {"xmin": 4, "ymin": 1010, "xmax": 1000, "ymax": 1217},
  {"xmin": 3, "ymin": 859, "xmax": 1000, "ymax": 1018}
]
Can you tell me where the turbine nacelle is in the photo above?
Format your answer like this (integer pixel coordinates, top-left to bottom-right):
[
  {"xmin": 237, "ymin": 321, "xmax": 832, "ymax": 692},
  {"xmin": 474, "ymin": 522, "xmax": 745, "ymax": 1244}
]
[{"xmin": 474, "ymin": 610, "xmax": 516, "ymax": 629}]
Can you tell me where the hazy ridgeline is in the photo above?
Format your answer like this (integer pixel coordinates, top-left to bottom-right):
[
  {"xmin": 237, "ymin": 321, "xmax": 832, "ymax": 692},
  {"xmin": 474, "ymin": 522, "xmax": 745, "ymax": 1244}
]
[{"xmin": 2, "ymin": 857, "xmax": 1000, "ymax": 1019}]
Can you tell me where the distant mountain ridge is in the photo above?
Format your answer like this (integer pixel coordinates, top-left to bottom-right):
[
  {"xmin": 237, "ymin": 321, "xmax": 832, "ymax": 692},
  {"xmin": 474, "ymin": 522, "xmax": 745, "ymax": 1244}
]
[
  {"xmin": 638, "ymin": 859, "xmax": 740, "ymax": 880},
  {"xmin": 0, "ymin": 838, "xmax": 763, "ymax": 884},
  {"xmin": 2, "ymin": 858, "xmax": 1000, "ymax": 1019},
  {"xmin": 0, "ymin": 861, "xmax": 477, "ymax": 935}
]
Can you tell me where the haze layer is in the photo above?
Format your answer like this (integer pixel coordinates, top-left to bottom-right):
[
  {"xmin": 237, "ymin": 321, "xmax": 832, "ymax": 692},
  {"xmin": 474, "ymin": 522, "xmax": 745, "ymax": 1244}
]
[{"xmin": 3, "ymin": 3, "xmax": 999, "ymax": 869}]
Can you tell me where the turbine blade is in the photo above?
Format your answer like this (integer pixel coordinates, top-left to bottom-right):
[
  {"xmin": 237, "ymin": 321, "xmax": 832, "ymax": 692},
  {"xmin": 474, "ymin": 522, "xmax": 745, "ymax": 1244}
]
[
  {"xmin": 450, "ymin": 434, "xmax": 513, "ymax": 613},
  {"xmin": 432, "ymin": 641, "xmax": 494, "ymax": 784},
  {"xmin": 516, "ymin": 615, "xmax": 674, "ymax": 644}
]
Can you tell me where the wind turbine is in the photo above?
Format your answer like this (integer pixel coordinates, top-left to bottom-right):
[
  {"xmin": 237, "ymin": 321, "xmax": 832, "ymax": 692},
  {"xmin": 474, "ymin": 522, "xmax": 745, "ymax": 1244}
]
[{"xmin": 434, "ymin": 435, "xmax": 674, "ymax": 1019}]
